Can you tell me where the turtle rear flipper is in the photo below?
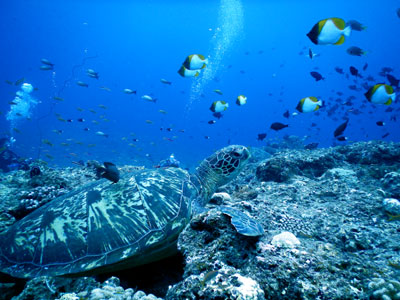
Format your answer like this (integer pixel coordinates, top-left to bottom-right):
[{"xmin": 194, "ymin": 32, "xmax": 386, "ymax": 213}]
[{"xmin": 220, "ymin": 206, "xmax": 264, "ymax": 237}]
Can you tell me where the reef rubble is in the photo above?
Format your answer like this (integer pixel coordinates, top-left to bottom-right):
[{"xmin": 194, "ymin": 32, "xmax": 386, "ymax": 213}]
[{"xmin": 0, "ymin": 140, "xmax": 399, "ymax": 300}]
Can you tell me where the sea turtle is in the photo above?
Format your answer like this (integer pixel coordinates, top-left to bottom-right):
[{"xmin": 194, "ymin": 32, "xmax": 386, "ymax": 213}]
[{"xmin": 0, "ymin": 145, "xmax": 263, "ymax": 278}]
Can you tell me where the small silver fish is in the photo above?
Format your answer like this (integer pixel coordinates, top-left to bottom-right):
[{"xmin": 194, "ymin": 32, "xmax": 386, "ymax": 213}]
[
  {"xmin": 160, "ymin": 78, "xmax": 172, "ymax": 85},
  {"xmin": 95, "ymin": 131, "xmax": 108, "ymax": 137},
  {"xmin": 123, "ymin": 89, "xmax": 136, "ymax": 94},
  {"xmin": 40, "ymin": 65, "xmax": 53, "ymax": 71},
  {"xmin": 41, "ymin": 58, "xmax": 54, "ymax": 66},
  {"xmin": 76, "ymin": 81, "xmax": 89, "ymax": 87},
  {"xmin": 141, "ymin": 95, "xmax": 157, "ymax": 103}
]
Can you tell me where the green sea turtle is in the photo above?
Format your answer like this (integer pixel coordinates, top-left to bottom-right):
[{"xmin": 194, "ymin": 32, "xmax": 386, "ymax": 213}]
[{"xmin": 0, "ymin": 145, "xmax": 263, "ymax": 278}]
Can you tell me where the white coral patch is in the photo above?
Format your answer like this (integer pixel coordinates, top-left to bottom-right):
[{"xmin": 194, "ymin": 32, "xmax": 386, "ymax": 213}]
[
  {"xmin": 232, "ymin": 273, "xmax": 264, "ymax": 299},
  {"xmin": 211, "ymin": 192, "xmax": 232, "ymax": 202},
  {"xmin": 383, "ymin": 198, "xmax": 400, "ymax": 215},
  {"xmin": 271, "ymin": 231, "xmax": 300, "ymax": 248}
]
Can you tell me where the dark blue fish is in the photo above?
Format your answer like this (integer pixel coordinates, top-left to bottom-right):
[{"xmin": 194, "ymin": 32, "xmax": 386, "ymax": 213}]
[
  {"xmin": 334, "ymin": 119, "xmax": 349, "ymax": 137},
  {"xmin": 257, "ymin": 133, "xmax": 267, "ymax": 141},
  {"xmin": 304, "ymin": 143, "xmax": 318, "ymax": 150},
  {"xmin": 346, "ymin": 20, "xmax": 367, "ymax": 31},
  {"xmin": 213, "ymin": 112, "xmax": 223, "ymax": 119},
  {"xmin": 310, "ymin": 71, "xmax": 324, "ymax": 81},
  {"xmin": 270, "ymin": 122, "xmax": 288, "ymax": 131},
  {"xmin": 97, "ymin": 162, "xmax": 119, "ymax": 183},
  {"xmin": 29, "ymin": 166, "xmax": 41, "ymax": 178},
  {"xmin": 283, "ymin": 110, "xmax": 290, "ymax": 118},
  {"xmin": 387, "ymin": 74, "xmax": 399, "ymax": 87},
  {"xmin": 349, "ymin": 66, "xmax": 359, "ymax": 77},
  {"xmin": 335, "ymin": 67, "xmax": 344, "ymax": 74}
]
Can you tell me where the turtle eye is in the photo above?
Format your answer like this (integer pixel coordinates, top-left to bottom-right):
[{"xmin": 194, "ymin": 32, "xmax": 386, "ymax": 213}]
[{"xmin": 232, "ymin": 151, "xmax": 241, "ymax": 158}]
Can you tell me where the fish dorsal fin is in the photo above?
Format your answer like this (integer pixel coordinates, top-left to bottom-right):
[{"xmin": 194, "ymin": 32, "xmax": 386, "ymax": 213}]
[
  {"xmin": 331, "ymin": 17, "xmax": 345, "ymax": 30},
  {"xmin": 385, "ymin": 84, "xmax": 394, "ymax": 94},
  {"xmin": 335, "ymin": 35, "xmax": 345, "ymax": 45},
  {"xmin": 309, "ymin": 96, "xmax": 318, "ymax": 102},
  {"xmin": 370, "ymin": 84, "xmax": 384, "ymax": 98},
  {"xmin": 197, "ymin": 54, "xmax": 205, "ymax": 60}
]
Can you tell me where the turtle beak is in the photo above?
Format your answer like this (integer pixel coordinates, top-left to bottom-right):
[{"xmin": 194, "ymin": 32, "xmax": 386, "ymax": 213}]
[
  {"xmin": 242, "ymin": 147, "xmax": 250, "ymax": 160},
  {"xmin": 232, "ymin": 146, "xmax": 250, "ymax": 160}
]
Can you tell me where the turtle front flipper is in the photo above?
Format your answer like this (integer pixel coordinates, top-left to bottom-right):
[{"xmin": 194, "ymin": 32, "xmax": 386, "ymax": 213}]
[{"xmin": 220, "ymin": 206, "xmax": 264, "ymax": 237}]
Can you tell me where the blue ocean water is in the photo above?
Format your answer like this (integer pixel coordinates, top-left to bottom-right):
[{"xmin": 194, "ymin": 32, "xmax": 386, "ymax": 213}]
[{"xmin": 1, "ymin": 0, "xmax": 399, "ymax": 170}]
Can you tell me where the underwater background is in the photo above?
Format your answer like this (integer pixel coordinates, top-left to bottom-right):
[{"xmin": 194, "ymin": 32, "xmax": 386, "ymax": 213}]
[{"xmin": 1, "ymin": 0, "xmax": 399, "ymax": 169}]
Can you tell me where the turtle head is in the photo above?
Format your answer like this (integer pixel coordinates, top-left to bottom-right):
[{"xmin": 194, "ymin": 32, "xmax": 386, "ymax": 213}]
[
  {"xmin": 206, "ymin": 145, "xmax": 250, "ymax": 182},
  {"xmin": 193, "ymin": 145, "xmax": 250, "ymax": 205}
]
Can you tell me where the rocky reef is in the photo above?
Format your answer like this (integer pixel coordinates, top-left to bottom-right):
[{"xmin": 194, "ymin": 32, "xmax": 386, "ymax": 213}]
[{"xmin": 0, "ymin": 140, "xmax": 400, "ymax": 299}]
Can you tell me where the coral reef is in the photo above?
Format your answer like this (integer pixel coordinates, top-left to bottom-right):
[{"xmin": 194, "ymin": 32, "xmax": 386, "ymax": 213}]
[
  {"xmin": 1, "ymin": 141, "xmax": 400, "ymax": 299},
  {"xmin": 382, "ymin": 172, "xmax": 400, "ymax": 199}
]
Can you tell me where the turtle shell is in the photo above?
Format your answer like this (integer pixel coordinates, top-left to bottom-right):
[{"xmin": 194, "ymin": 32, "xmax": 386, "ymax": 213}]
[{"xmin": 0, "ymin": 167, "xmax": 197, "ymax": 278}]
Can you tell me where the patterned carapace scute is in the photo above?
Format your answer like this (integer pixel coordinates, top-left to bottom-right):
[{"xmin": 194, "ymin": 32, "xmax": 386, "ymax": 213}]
[{"xmin": 0, "ymin": 168, "xmax": 195, "ymax": 278}]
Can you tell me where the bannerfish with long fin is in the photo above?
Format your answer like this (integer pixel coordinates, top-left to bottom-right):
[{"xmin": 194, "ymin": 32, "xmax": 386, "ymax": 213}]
[
  {"xmin": 210, "ymin": 101, "xmax": 229, "ymax": 113},
  {"xmin": 183, "ymin": 54, "xmax": 208, "ymax": 70},
  {"xmin": 296, "ymin": 97, "xmax": 323, "ymax": 113},
  {"xmin": 307, "ymin": 17, "xmax": 351, "ymax": 45},
  {"xmin": 236, "ymin": 95, "xmax": 247, "ymax": 106},
  {"xmin": 365, "ymin": 84, "xmax": 396, "ymax": 105},
  {"xmin": 178, "ymin": 65, "xmax": 201, "ymax": 78}
]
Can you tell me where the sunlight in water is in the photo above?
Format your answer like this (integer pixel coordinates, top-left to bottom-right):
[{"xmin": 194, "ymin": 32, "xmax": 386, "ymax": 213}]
[{"xmin": 187, "ymin": 0, "xmax": 244, "ymax": 109}]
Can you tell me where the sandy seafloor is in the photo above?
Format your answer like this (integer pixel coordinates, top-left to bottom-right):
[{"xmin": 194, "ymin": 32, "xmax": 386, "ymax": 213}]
[{"xmin": 0, "ymin": 139, "xmax": 400, "ymax": 300}]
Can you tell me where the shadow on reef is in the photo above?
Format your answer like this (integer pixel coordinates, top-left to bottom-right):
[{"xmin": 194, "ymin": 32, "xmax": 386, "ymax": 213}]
[
  {"xmin": 0, "ymin": 272, "xmax": 26, "ymax": 300},
  {"xmin": 0, "ymin": 253, "xmax": 184, "ymax": 300},
  {"xmin": 95, "ymin": 252, "xmax": 185, "ymax": 298}
]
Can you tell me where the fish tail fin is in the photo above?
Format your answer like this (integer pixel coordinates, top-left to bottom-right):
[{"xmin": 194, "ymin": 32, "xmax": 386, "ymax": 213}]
[{"xmin": 343, "ymin": 26, "xmax": 351, "ymax": 37}]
